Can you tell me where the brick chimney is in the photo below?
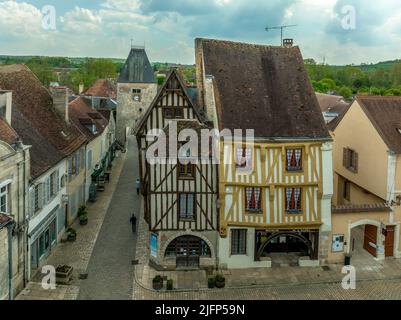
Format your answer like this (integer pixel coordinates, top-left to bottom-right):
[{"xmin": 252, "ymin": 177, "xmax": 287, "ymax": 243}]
[
  {"xmin": 50, "ymin": 86, "xmax": 69, "ymax": 123},
  {"xmin": 0, "ymin": 90, "xmax": 12, "ymax": 126}
]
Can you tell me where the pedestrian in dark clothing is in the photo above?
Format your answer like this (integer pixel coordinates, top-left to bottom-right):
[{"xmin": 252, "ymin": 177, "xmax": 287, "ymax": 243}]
[
  {"xmin": 135, "ymin": 178, "xmax": 141, "ymax": 195},
  {"xmin": 130, "ymin": 214, "xmax": 137, "ymax": 233}
]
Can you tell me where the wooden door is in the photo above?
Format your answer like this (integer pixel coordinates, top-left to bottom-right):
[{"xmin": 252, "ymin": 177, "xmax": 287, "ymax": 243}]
[
  {"xmin": 385, "ymin": 226, "xmax": 395, "ymax": 257},
  {"xmin": 363, "ymin": 225, "xmax": 377, "ymax": 257}
]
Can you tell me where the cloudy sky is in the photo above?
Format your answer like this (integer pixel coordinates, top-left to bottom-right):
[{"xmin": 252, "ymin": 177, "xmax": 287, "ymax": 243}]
[{"xmin": 0, "ymin": 0, "xmax": 400, "ymax": 65}]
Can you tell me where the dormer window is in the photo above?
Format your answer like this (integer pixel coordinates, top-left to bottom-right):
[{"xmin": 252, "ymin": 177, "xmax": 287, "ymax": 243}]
[{"xmin": 86, "ymin": 124, "xmax": 98, "ymax": 134}]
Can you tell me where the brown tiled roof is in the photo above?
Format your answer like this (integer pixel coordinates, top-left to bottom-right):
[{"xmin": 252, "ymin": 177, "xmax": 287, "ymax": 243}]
[
  {"xmin": 196, "ymin": 38, "xmax": 330, "ymax": 140},
  {"xmin": 0, "ymin": 64, "xmax": 86, "ymax": 178},
  {"xmin": 84, "ymin": 79, "xmax": 116, "ymax": 98},
  {"xmin": 0, "ymin": 118, "xmax": 19, "ymax": 146},
  {"xmin": 0, "ymin": 213, "xmax": 13, "ymax": 229},
  {"xmin": 316, "ymin": 93, "xmax": 350, "ymax": 114},
  {"xmin": 12, "ymin": 108, "xmax": 63, "ymax": 178},
  {"xmin": 356, "ymin": 95, "xmax": 401, "ymax": 154},
  {"xmin": 332, "ymin": 203, "xmax": 391, "ymax": 214},
  {"xmin": 69, "ymin": 97, "xmax": 108, "ymax": 141}
]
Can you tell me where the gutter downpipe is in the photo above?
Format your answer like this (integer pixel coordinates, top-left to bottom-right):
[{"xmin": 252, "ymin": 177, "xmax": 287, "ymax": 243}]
[{"xmin": 7, "ymin": 219, "xmax": 16, "ymax": 300}]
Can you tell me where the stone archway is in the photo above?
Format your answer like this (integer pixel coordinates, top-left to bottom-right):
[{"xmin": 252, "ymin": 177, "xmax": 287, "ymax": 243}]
[
  {"xmin": 256, "ymin": 231, "xmax": 315, "ymax": 261},
  {"xmin": 348, "ymin": 219, "xmax": 383, "ymax": 259},
  {"xmin": 161, "ymin": 231, "xmax": 216, "ymax": 260}
]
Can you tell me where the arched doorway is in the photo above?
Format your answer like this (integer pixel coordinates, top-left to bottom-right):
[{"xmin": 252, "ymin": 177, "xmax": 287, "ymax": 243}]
[
  {"xmin": 255, "ymin": 231, "xmax": 317, "ymax": 266},
  {"xmin": 165, "ymin": 236, "xmax": 211, "ymax": 268},
  {"xmin": 348, "ymin": 220, "xmax": 383, "ymax": 261}
]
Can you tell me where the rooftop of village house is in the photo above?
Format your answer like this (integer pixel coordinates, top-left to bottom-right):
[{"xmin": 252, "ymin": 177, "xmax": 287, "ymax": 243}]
[
  {"xmin": 196, "ymin": 38, "xmax": 331, "ymax": 141},
  {"xmin": 0, "ymin": 64, "xmax": 86, "ymax": 178}
]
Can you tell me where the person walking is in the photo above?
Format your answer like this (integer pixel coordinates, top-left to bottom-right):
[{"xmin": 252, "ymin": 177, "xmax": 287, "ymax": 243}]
[
  {"xmin": 135, "ymin": 178, "xmax": 141, "ymax": 195},
  {"xmin": 130, "ymin": 213, "xmax": 137, "ymax": 233}
]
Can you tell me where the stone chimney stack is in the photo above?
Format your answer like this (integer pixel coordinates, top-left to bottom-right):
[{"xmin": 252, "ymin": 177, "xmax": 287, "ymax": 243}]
[
  {"xmin": 0, "ymin": 90, "xmax": 12, "ymax": 126},
  {"xmin": 50, "ymin": 86, "xmax": 69, "ymax": 123}
]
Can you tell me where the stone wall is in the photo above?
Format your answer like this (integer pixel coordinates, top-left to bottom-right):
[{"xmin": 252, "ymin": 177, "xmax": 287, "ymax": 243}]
[
  {"xmin": 0, "ymin": 227, "xmax": 9, "ymax": 300},
  {"xmin": 116, "ymin": 83, "xmax": 158, "ymax": 144},
  {"xmin": 0, "ymin": 143, "xmax": 30, "ymax": 298}
]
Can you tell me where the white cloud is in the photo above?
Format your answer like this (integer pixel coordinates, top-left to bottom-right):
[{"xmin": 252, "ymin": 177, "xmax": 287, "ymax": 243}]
[
  {"xmin": 0, "ymin": 1, "xmax": 44, "ymax": 38},
  {"xmin": 1, "ymin": 0, "xmax": 401, "ymax": 65}
]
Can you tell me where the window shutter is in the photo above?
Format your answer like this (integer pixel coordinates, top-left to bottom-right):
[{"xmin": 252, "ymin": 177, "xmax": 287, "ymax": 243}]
[
  {"xmin": 68, "ymin": 158, "xmax": 73, "ymax": 176},
  {"xmin": 46, "ymin": 178, "xmax": 51, "ymax": 203},
  {"xmin": 343, "ymin": 148, "xmax": 348, "ymax": 168},
  {"xmin": 56, "ymin": 170, "xmax": 60, "ymax": 193},
  {"xmin": 29, "ymin": 187, "xmax": 35, "ymax": 216},
  {"xmin": 38, "ymin": 183, "xmax": 44, "ymax": 209},
  {"xmin": 353, "ymin": 152, "xmax": 358, "ymax": 173},
  {"xmin": 76, "ymin": 153, "xmax": 80, "ymax": 175}
]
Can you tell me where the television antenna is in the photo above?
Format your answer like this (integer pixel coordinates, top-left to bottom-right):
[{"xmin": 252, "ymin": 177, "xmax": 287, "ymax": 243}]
[{"xmin": 265, "ymin": 24, "xmax": 297, "ymax": 46}]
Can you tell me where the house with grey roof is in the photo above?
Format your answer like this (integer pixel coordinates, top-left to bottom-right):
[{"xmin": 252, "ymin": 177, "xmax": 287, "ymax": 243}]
[{"xmin": 116, "ymin": 47, "xmax": 158, "ymax": 144}]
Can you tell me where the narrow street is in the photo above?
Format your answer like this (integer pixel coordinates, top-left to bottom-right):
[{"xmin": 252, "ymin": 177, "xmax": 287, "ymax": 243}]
[{"xmin": 78, "ymin": 136, "xmax": 141, "ymax": 300}]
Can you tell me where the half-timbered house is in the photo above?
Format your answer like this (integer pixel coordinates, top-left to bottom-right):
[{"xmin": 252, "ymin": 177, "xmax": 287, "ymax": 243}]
[
  {"xmin": 134, "ymin": 69, "xmax": 218, "ymax": 270},
  {"xmin": 196, "ymin": 38, "xmax": 333, "ymax": 269}
]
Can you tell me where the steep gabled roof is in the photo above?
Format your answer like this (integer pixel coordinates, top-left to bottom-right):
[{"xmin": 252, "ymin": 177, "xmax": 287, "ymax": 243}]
[
  {"xmin": 69, "ymin": 97, "xmax": 108, "ymax": 141},
  {"xmin": 118, "ymin": 48, "xmax": 156, "ymax": 83},
  {"xmin": 12, "ymin": 108, "xmax": 63, "ymax": 178},
  {"xmin": 316, "ymin": 93, "xmax": 350, "ymax": 114},
  {"xmin": 196, "ymin": 38, "xmax": 330, "ymax": 140},
  {"xmin": 0, "ymin": 64, "xmax": 86, "ymax": 178},
  {"xmin": 84, "ymin": 79, "xmax": 116, "ymax": 98},
  {"xmin": 134, "ymin": 69, "xmax": 204, "ymax": 136},
  {"xmin": 354, "ymin": 95, "xmax": 401, "ymax": 154}
]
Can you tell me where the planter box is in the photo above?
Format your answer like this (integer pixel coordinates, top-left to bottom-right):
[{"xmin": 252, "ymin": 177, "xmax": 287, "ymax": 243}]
[
  {"xmin": 80, "ymin": 219, "xmax": 88, "ymax": 226},
  {"xmin": 56, "ymin": 265, "xmax": 74, "ymax": 284},
  {"xmin": 298, "ymin": 256, "xmax": 320, "ymax": 267}
]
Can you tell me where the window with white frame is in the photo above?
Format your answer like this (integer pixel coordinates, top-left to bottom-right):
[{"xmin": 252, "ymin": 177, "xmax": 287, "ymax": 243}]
[
  {"xmin": 231, "ymin": 229, "xmax": 247, "ymax": 255},
  {"xmin": 0, "ymin": 184, "xmax": 10, "ymax": 213}
]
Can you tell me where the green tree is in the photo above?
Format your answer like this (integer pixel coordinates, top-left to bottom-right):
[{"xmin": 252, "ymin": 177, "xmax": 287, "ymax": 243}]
[{"xmin": 338, "ymin": 86, "xmax": 353, "ymax": 99}]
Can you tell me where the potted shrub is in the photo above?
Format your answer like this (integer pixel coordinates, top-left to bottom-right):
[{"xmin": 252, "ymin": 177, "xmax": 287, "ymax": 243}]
[
  {"xmin": 167, "ymin": 279, "xmax": 173, "ymax": 291},
  {"xmin": 208, "ymin": 276, "xmax": 215, "ymax": 289},
  {"xmin": 67, "ymin": 228, "xmax": 77, "ymax": 242},
  {"xmin": 79, "ymin": 213, "xmax": 88, "ymax": 226},
  {"xmin": 78, "ymin": 206, "xmax": 88, "ymax": 225},
  {"xmin": 152, "ymin": 275, "xmax": 163, "ymax": 290},
  {"xmin": 215, "ymin": 274, "xmax": 226, "ymax": 288}
]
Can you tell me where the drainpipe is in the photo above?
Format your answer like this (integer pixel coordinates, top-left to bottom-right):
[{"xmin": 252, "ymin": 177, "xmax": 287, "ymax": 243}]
[{"xmin": 6, "ymin": 219, "xmax": 16, "ymax": 300}]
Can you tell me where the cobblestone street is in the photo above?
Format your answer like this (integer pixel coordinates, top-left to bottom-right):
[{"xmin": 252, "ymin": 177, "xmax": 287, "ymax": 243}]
[{"xmin": 77, "ymin": 136, "xmax": 141, "ymax": 300}]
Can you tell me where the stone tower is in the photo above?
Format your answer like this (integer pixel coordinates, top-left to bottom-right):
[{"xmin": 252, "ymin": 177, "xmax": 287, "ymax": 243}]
[{"xmin": 116, "ymin": 46, "xmax": 158, "ymax": 144}]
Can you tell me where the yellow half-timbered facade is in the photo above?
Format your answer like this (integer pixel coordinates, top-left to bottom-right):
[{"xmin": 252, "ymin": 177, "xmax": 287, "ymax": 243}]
[
  {"xmin": 196, "ymin": 38, "xmax": 333, "ymax": 269},
  {"xmin": 217, "ymin": 140, "xmax": 333, "ymax": 268}
]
